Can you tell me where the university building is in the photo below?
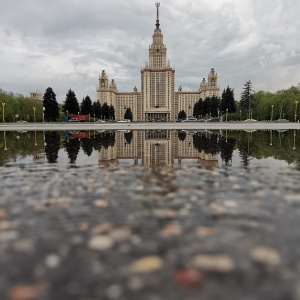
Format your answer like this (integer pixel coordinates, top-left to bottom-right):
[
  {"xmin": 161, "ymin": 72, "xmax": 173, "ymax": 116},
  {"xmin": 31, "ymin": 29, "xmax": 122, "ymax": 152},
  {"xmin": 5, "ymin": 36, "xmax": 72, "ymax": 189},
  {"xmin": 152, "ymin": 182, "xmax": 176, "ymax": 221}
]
[{"xmin": 97, "ymin": 3, "xmax": 220, "ymax": 121}]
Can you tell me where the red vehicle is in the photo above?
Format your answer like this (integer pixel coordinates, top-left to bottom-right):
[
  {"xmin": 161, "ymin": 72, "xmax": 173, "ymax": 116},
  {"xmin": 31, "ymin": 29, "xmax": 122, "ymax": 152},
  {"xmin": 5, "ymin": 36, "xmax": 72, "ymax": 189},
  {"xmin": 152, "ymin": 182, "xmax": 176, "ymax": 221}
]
[
  {"xmin": 69, "ymin": 131, "xmax": 90, "ymax": 139},
  {"xmin": 68, "ymin": 114, "xmax": 89, "ymax": 122}
]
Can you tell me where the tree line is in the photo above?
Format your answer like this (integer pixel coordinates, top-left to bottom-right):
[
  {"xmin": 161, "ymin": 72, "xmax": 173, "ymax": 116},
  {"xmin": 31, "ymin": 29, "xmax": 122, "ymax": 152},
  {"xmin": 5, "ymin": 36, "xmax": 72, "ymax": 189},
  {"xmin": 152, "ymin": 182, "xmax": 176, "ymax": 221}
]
[
  {"xmin": 178, "ymin": 86, "xmax": 236, "ymax": 120},
  {"xmin": 1, "ymin": 82, "xmax": 299, "ymax": 122},
  {"xmin": 45, "ymin": 88, "xmax": 133, "ymax": 121}
]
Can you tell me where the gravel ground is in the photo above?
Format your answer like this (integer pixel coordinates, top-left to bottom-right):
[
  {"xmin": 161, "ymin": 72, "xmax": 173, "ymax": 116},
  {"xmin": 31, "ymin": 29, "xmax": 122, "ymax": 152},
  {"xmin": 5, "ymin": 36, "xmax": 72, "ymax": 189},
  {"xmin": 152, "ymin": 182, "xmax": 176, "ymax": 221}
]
[{"xmin": 1, "ymin": 162, "xmax": 300, "ymax": 300}]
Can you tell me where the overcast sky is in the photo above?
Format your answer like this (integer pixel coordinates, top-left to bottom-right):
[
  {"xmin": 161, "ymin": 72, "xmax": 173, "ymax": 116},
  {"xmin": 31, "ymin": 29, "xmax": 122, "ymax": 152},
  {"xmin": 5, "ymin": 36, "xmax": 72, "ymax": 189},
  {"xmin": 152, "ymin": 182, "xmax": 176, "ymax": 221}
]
[{"xmin": 0, "ymin": 0, "xmax": 299, "ymax": 103}]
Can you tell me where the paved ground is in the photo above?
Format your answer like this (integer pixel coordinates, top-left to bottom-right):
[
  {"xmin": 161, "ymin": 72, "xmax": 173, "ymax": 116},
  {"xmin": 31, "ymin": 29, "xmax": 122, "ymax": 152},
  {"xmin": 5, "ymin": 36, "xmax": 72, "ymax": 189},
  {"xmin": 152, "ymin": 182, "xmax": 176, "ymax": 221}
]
[
  {"xmin": 0, "ymin": 121, "xmax": 300, "ymax": 131},
  {"xmin": 1, "ymin": 156, "xmax": 300, "ymax": 299}
]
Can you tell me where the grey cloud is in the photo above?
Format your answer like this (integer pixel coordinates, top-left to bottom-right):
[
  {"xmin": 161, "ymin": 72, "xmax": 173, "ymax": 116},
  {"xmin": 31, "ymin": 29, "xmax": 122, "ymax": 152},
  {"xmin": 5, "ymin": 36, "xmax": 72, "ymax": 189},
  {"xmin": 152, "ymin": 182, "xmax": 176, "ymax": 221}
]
[{"xmin": 1, "ymin": 0, "xmax": 300, "ymax": 101}]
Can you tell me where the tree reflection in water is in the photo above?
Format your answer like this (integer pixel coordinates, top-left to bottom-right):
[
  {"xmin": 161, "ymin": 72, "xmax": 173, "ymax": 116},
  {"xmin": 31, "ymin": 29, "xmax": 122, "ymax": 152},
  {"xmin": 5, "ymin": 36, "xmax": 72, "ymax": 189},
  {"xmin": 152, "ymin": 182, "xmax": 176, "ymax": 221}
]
[
  {"xmin": 45, "ymin": 132, "xmax": 60, "ymax": 163},
  {"xmin": 1, "ymin": 130, "xmax": 300, "ymax": 168},
  {"xmin": 64, "ymin": 138, "xmax": 80, "ymax": 164},
  {"xmin": 177, "ymin": 130, "xmax": 187, "ymax": 142},
  {"xmin": 124, "ymin": 131, "xmax": 133, "ymax": 145}
]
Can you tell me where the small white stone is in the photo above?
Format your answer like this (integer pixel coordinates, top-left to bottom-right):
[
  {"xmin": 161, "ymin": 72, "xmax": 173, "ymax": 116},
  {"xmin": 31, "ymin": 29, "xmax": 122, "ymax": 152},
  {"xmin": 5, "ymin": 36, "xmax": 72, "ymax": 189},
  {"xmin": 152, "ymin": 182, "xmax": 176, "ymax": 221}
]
[
  {"xmin": 250, "ymin": 246, "xmax": 280, "ymax": 266},
  {"xmin": 223, "ymin": 200, "xmax": 238, "ymax": 208},
  {"xmin": 45, "ymin": 254, "xmax": 61, "ymax": 268},
  {"xmin": 189, "ymin": 254, "xmax": 235, "ymax": 272},
  {"xmin": 130, "ymin": 256, "xmax": 163, "ymax": 274},
  {"xmin": 88, "ymin": 235, "xmax": 114, "ymax": 251}
]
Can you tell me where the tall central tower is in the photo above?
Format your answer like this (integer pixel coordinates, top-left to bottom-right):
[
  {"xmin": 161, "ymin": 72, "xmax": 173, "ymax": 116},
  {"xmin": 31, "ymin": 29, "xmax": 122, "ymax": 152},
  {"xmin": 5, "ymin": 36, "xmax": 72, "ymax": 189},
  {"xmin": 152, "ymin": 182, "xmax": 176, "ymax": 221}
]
[
  {"xmin": 149, "ymin": 2, "xmax": 167, "ymax": 69},
  {"xmin": 141, "ymin": 2, "xmax": 175, "ymax": 122}
]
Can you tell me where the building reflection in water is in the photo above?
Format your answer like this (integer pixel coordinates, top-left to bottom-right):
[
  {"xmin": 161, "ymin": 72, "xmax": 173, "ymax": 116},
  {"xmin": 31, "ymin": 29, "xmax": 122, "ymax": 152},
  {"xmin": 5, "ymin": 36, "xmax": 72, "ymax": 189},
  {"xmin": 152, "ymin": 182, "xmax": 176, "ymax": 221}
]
[
  {"xmin": 98, "ymin": 130, "xmax": 220, "ymax": 170},
  {"xmin": 3, "ymin": 130, "xmax": 298, "ymax": 169}
]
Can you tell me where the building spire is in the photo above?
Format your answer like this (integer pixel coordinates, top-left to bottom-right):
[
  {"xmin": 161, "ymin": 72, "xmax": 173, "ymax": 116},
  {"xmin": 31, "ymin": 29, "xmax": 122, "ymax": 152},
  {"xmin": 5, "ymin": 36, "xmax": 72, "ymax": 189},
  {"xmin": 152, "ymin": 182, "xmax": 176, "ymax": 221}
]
[{"xmin": 155, "ymin": 2, "xmax": 160, "ymax": 29}]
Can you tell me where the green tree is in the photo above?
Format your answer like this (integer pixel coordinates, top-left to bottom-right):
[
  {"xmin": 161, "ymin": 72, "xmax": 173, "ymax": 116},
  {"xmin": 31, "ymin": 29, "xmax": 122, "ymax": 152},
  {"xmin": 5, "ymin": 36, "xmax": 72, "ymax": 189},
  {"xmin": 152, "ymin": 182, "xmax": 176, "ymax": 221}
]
[
  {"xmin": 43, "ymin": 87, "xmax": 59, "ymax": 122},
  {"xmin": 80, "ymin": 95, "xmax": 93, "ymax": 115},
  {"xmin": 210, "ymin": 95, "xmax": 221, "ymax": 117},
  {"xmin": 221, "ymin": 86, "xmax": 236, "ymax": 114},
  {"xmin": 124, "ymin": 107, "xmax": 133, "ymax": 121},
  {"xmin": 92, "ymin": 101, "xmax": 102, "ymax": 119},
  {"xmin": 178, "ymin": 110, "xmax": 186, "ymax": 120},
  {"xmin": 63, "ymin": 89, "xmax": 79, "ymax": 115},
  {"xmin": 102, "ymin": 102, "xmax": 110, "ymax": 119},
  {"xmin": 109, "ymin": 104, "xmax": 115, "ymax": 120},
  {"xmin": 202, "ymin": 97, "xmax": 210, "ymax": 117},
  {"xmin": 240, "ymin": 81, "xmax": 254, "ymax": 119}
]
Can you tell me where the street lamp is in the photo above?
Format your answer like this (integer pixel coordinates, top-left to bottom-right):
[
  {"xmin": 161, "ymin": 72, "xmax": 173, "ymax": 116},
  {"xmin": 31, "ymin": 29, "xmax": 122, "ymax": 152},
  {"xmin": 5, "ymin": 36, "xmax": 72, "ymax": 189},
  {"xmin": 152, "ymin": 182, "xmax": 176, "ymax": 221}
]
[
  {"xmin": 1, "ymin": 102, "xmax": 5, "ymax": 122},
  {"xmin": 271, "ymin": 105, "xmax": 274, "ymax": 121},
  {"xmin": 239, "ymin": 110, "xmax": 241, "ymax": 121},
  {"xmin": 33, "ymin": 107, "xmax": 36, "ymax": 122},
  {"xmin": 226, "ymin": 108, "xmax": 228, "ymax": 121},
  {"xmin": 3, "ymin": 131, "xmax": 7, "ymax": 150},
  {"xmin": 295, "ymin": 101, "xmax": 298, "ymax": 122}
]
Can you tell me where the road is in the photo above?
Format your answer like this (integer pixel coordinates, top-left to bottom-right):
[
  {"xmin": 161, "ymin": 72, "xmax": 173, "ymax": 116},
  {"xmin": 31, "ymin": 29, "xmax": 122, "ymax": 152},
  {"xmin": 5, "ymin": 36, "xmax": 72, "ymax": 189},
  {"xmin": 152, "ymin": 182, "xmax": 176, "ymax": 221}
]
[{"xmin": 0, "ymin": 121, "xmax": 299, "ymax": 131}]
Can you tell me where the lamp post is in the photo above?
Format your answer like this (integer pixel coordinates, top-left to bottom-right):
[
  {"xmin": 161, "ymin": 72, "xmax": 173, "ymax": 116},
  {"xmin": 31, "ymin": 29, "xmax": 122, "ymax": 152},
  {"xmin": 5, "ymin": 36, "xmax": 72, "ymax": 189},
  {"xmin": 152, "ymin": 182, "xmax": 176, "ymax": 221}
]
[
  {"xmin": 226, "ymin": 108, "xmax": 228, "ymax": 121},
  {"xmin": 271, "ymin": 105, "xmax": 274, "ymax": 121},
  {"xmin": 295, "ymin": 101, "xmax": 298, "ymax": 122},
  {"xmin": 293, "ymin": 129, "xmax": 296, "ymax": 150},
  {"xmin": 3, "ymin": 131, "xmax": 7, "ymax": 150},
  {"xmin": 33, "ymin": 107, "xmax": 36, "ymax": 122},
  {"xmin": 1, "ymin": 102, "xmax": 5, "ymax": 122},
  {"xmin": 239, "ymin": 109, "xmax": 241, "ymax": 121}
]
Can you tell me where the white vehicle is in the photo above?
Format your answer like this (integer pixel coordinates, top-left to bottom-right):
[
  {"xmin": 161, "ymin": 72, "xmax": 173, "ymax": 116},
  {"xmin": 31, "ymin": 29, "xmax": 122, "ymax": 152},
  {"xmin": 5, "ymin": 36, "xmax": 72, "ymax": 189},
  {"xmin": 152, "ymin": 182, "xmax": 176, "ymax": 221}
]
[
  {"xmin": 117, "ymin": 120, "xmax": 131, "ymax": 123},
  {"xmin": 182, "ymin": 118, "xmax": 198, "ymax": 122}
]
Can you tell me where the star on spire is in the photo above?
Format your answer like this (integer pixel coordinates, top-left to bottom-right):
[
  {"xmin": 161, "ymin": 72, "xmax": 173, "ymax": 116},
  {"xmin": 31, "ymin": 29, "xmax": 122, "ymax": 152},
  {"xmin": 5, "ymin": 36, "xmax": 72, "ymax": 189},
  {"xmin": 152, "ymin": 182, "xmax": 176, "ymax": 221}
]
[{"xmin": 155, "ymin": 2, "xmax": 160, "ymax": 29}]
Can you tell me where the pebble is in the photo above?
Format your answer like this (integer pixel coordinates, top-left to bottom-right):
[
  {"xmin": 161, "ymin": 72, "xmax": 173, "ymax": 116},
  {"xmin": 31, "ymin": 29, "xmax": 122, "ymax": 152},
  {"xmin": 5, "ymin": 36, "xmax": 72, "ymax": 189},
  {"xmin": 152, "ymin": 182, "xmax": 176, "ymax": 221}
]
[
  {"xmin": 130, "ymin": 256, "xmax": 163, "ymax": 274},
  {"xmin": 209, "ymin": 203, "xmax": 227, "ymax": 213},
  {"xmin": 173, "ymin": 269, "xmax": 204, "ymax": 288},
  {"xmin": 14, "ymin": 239, "xmax": 35, "ymax": 253},
  {"xmin": 88, "ymin": 235, "xmax": 114, "ymax": 251},
  {"xmin": 284, "ymin": 194, "xmax": 300, "ymax": 203},
  {"xmin": 223, "ymin": 200, "xmax": 238, "ymax": 208},
  {"xmin": 250, "ymin": 246, "xmax": 281, "ymax": 266},
  {"xmin": 79, "ymin": 222, "xmax": 89, "ymax": 231},
  {"xmin": 196, "ymin": 226, "xmax": 213, "ymax": 236},
  {"xmin": 161, "ymin": 224, "xmax": 182, "ymax": 237},
  {"xmin": 106, "ymin": 284, "xmax": 123, "ymax": 299},
  {"xmin": 45, "ymin": 254, "xmax": 61, "ymax": 269},
  {"xmin": 110, "ymin": 227, "xmax": 131, "ymax": 242},
  {"xmin": 0, "ymin": 230, "xmax": 18, "ymax": 241},
  {"xmin": 0, "ymin": 209, "xmax": 8, "ymax": 219},
  {"xmin": 189, "ymin": 254, "xmax": 235, "ymax": 273},
  {"xmin": 8, "ymin": 285, "xmax": 37, "ymax": 300},
  {"xmin": 94, "ymin": 199, "xmax": 109, "ymax": 207},
  {"xmin": 0, "ymin": 221, "xmax": 12, "ymax": 230}
]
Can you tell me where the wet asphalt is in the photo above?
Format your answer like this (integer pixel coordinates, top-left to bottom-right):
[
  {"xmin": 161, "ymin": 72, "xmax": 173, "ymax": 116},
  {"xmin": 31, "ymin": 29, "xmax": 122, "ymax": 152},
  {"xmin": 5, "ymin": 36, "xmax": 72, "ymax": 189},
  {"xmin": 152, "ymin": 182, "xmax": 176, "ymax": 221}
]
[{"xmin": 1, "ymin": 158, "xmax": 300, "ymax": 300}]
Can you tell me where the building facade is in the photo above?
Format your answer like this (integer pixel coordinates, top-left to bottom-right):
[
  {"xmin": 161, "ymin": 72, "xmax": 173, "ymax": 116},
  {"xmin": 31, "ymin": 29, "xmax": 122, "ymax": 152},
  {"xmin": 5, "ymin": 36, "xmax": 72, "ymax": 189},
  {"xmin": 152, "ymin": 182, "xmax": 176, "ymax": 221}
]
[{"xmin": 97, "ymin": 3, "xmax": 220, "ymax": 121}]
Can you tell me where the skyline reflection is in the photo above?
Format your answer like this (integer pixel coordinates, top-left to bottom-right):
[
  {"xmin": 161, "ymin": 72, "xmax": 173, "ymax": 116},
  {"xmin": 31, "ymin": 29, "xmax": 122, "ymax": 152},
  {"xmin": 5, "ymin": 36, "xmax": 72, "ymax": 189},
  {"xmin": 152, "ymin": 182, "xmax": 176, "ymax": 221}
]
[{"xmin": 0, "ymin": 130, "xmax": 299, "ymax": 169}]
